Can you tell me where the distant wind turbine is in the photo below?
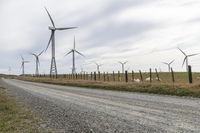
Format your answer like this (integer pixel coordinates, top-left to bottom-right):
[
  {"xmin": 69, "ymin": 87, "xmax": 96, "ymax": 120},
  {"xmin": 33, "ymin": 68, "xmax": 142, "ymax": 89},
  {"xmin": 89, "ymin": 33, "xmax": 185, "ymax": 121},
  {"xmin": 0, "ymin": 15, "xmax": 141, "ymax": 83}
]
[
  {"xmin": 65, "ymin": 36, "xmax": 84, "ymax": 75},
  {"xmin": 178, "ymin": 48, "xmax": 199, "ymax": 71},
  {"xmin": 21, "ymin": 56, "xmax": 29, "ymax": 76},
  {"xmin": 30, "ymin": 50, "xmax": 44, "ymax": 76},
  {"xmin": 119, "ymin": 61, "xmax": 128, "ymax": 73},
  {"xmin": 94, "ymin": 62, "xmax": 103, "ymax": 72},
  {"xmin": 162, "ymin": 59, "xmax": 175, "ymax": 72},
  {"xmin": 44, "ymin": 7, "xmax": 77, "ymax": 76}
]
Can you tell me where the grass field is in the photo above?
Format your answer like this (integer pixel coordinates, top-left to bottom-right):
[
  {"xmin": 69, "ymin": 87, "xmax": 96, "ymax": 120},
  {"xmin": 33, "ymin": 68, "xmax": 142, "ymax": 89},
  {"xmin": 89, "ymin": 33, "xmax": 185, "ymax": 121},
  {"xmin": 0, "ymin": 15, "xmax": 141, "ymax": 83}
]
[
  {"xmin": 18, "ymin": 72, "xmax": 200, "ymax": 98},
  {"xmin": 0, "ymin": 85, "xmax": 50, "ymax": 133}
]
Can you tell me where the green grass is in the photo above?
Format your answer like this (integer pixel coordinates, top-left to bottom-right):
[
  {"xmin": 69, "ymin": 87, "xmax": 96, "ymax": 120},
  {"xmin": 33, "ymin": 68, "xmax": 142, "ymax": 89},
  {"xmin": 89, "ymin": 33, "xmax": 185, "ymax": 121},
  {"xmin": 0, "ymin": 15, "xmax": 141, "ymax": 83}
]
[
  {"xmin": 0, "ymin": 85, "xmax": 50, "ymax": 133},
  {"xmin": 18, "ymin": 76, "xmax": 200, "ymax": 98}
]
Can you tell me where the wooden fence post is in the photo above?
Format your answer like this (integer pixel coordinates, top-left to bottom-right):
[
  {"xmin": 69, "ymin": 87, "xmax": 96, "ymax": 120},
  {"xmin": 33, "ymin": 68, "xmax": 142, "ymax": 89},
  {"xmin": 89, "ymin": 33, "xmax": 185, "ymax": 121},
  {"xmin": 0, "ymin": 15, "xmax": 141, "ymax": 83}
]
[
  {"xmin": 171, "ymin": 68, "xmax": 175, "ymax": 84},
  {"xmin": 188, "ymin": 65, "xmax": 193, "ymax": 84},
  {"xmin": 125, "ymin": 71, "xmax": 128, "ymax": 83},
  {"xmin": 155, "ymin": 68, "xmax": 160, "ymax": 81},
  {"xmin": 139, "ymin": 70, "xmax": 143, "ymax": 82},
  {"xmin": 91, "ymin": 72, "xmax": 93, "ymax": 80},
  {"xmin": 118, "ymin": 71, "xmax": 120, "ymax": 82},
  {"xmin": 103, "ymin": 72, "xmax": 106, "ymax": 82},
  {"xmin": 107, "ymin": 72, "xmax": 109, "ymax": 81},
  {"xmin": 80, "ymin": 73, "xmax": 83, "ymax": 80},
  {"xmin": 132, "ymin": 71, "xmax": 134, "ymax": 82},
  {"xmin": 113, "ymin": 71, "xmax": 115, "ymax": 81},
  {"xmin": 98, "ymin": 72, "xmax": 101, "ymax": 81},
  {"xmin": 94, "ymin": 72, "xmax": 96, "ymax": 81},
  {"xmin": 150, "ymin": 68, "xmax": 152, "ymax": 83},
  {"xmin": 86, "ymin": 72, "xmax": 88, "ymax": 80}
]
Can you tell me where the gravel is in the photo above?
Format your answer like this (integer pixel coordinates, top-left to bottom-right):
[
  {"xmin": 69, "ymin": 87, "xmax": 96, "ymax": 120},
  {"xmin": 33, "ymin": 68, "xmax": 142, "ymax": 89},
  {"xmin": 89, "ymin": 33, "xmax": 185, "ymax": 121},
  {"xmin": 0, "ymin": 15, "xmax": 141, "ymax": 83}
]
[{"xmin": 1, "ymin": 78, "xmax": 200, "ymax": 133}]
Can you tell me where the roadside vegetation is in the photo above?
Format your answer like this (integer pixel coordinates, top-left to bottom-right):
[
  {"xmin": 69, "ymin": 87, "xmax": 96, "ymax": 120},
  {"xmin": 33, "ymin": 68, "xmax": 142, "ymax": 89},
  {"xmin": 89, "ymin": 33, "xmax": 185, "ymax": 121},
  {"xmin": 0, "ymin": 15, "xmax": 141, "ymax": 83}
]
[
  {"xmin": 18, "ymin": 73, "xmax": 200, "ymax": 98},
  {"xmin": 0, "ymin": 85, "xmax": 50, "ymax": 133}
]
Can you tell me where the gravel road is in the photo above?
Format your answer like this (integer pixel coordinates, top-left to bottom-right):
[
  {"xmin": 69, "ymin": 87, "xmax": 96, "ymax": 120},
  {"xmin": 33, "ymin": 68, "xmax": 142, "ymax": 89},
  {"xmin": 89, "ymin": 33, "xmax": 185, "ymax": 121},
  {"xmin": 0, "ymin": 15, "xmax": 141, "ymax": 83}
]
[{"xmin": 1, "ymin": 78, "xmax": 200, "ymax": 133}]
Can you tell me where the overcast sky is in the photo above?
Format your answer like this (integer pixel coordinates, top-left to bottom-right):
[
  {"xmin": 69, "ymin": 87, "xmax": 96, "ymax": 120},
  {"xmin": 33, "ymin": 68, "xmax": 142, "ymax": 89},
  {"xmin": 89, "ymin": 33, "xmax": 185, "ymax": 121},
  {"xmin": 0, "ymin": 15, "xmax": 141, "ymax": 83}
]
[{"xmin": 1, "ymin": 0, "xmax": 200, "ymax": 75}]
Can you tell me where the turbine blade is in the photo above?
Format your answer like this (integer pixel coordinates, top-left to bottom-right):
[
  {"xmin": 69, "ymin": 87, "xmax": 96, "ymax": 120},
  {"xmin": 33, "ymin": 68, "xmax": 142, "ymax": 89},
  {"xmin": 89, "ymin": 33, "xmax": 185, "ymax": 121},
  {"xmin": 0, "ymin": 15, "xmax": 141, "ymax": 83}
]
[
  {"xmin": 169, "ymin": 59, "xmax": 175, "ymax": 65},
  {"xmin": 44, "ymin": 7, "xmax": 55, "ymax": 27},
  {"xmin": 65, "ymin": 50, "xmax": 73, "ymax": 56},
  {"xmin": 38, "ymin": 50, "xmax": 44, "ymax": 56},
  {"xmin": 162, "ymin": 62, "xmax": 168, "ymax": 65},
  {"xmin": 188, "ymin": 53, "xmax": 199, "ymax": 57},
  {"xmin": 182, "ymin": 57, "xmax": 187, "ymax": 67},
  {"xmin": 30, "ymin": 52, "xmax": 37, "ymax": 57},
  {"xmin": 178, "ymin": 47, "xmax": 186, "ymax": 56},
  {"xmin": 45, "ymin": 32, "xmax": 54, "ymax": 51},
  {"xmin": 118, "ymin": 61, "xmax": 123, "ymax": 64},
  {"xmin": 75, "ymin": 50, "xmax": 84, "ymax": 57},
  {"xmin": 94, "ymin": 62, "xmax": 98, "ymax": 66},
  {"xmin": 56, "ymin": 27, "xmax": 77, "ymax": 30}
]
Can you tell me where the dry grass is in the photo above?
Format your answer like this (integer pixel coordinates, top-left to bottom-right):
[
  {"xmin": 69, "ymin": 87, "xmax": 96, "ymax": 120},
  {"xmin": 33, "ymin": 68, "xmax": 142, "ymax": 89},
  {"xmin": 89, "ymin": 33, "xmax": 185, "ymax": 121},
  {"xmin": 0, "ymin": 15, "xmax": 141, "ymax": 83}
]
[
  {"xmin": 0, "ymin": 85, "xmax": 50, "ymax": 133},
  {"xmin": 18, "ymin": 75, "xmax": 200, "ymax": 98}
]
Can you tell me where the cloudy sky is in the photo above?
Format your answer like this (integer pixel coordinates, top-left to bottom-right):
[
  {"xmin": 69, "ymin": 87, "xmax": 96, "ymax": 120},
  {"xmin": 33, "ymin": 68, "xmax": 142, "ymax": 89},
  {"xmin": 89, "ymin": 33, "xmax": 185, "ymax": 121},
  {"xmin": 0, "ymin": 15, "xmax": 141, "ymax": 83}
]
[{"xmin": 1, "ymin": 0, "xmax": 200, "ymax": 75}]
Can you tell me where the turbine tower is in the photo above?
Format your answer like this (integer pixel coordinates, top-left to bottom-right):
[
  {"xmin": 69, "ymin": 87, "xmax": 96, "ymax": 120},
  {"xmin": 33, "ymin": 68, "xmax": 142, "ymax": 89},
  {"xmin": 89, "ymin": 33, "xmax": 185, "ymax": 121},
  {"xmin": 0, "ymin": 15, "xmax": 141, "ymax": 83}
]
[
  {"xmin": 119, "ymin": 61, "xmax": 128, "ymax": 73},
  {"xmin": 178, "ymin": 48, "xmax": 199, "ymax": 71},
  {"xmin": 30, "ymin": 50, "xmax": 44, "ymax": 76},
  {"xmin": 65, "ymin": 36, "xmax": 84, "ymax": 75},
  {"xmin": 162, "ymin": 59, "xmax": 175, "ymax": 72},
  {"xmin": 21, "ymin": 56, "xmax": 29, "ymax": 76},
  {"xmin": 94, "ymin": 62, "xmax": 103, "ymax": 72},
  {"xmin": 45, "ymin": 7, "xmax": 77, "ymax": 76}
]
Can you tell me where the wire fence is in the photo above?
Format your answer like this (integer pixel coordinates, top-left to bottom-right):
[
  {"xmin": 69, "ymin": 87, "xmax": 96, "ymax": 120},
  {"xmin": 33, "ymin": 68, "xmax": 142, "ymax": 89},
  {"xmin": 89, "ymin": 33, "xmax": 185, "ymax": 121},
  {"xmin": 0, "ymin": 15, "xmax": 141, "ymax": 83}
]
[{"xmin": 26, "ymin": 66, "xmax": 200, "ymax": 84}]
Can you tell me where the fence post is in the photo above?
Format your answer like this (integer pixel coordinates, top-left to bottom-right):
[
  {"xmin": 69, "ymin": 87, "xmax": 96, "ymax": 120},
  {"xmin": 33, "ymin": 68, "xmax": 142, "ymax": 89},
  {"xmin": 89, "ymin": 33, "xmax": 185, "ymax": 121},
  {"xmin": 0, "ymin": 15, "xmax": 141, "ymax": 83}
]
[
  {"xmin": 86, "ymin": 72, "xmax": 88, "ymax": 80},
  {"xmin": 107, "ymin": 72, "xmax": 109, "ymax": 81},
  {"xmin": 132, "ymin": 71, "xmax": 134, "ymax": 82},
  {"xmin": 103, "ymin": 72, "xmax": 106, "ymax": 82},
  {"xmin": 91, "ymin": 72, "xmax": 93, "ymax": 80},
  {"xmin": 188, "ymin": 65, "xmax": 193, "ymax": 84},
  {"xmin": 118, "ymin": 71, "xmax": 120, "ymax": 82},
  {"xmin": 83, "ymin": 72, "xmax": 85, "ymax": 80},
  {"xmin": 81, "ymin": 73, "xmax": 83, "ymax": 80},
  {"xmin": 94, "ymin": 72, "xmax": 96, "ymax": 81},
  {"xmin": 98, "ymin": 72, "xmax": 101, "ymax": 81},
  {"xmin": 139, "ymin": 70, "xmax": 143, "ymax": 82},
  {"xmin": 113, "ymin": 71, "xmax": 115, "ymax": 81},
  {"xmin": 171, "ymin": 68, "xmax": 175, "ymax": 84},
  {"xmin": 150, "ymin": 68, "xmax": 152, "ymax": 83},
  {"xmin": 155, "ymin": 68, "xmax": 160, "ymax": 81},
  {"xmin": 125, "ymin": 70, "xmax": 128, "ymax": 83}
]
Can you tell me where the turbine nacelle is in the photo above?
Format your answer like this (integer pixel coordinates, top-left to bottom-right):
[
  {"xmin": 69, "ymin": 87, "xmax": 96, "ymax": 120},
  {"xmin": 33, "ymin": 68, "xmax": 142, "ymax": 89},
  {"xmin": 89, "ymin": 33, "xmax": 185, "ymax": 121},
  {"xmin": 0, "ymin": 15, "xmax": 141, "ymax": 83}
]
[{"xmin": 49, "ymin": 26, "xmax": 56, "ymax": 30}]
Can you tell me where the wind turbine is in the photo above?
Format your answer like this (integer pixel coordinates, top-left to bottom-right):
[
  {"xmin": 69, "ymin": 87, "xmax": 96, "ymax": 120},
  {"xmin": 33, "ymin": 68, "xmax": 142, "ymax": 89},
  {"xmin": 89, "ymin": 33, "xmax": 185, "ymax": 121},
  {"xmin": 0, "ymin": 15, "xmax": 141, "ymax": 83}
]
[
  {"xmin": 162, "ymin": 59, "xmax": 175, "ymax": 72},
  {"xmin": 94, "ymin": 62, "xmax": 103, "ymax": 72},
  {"xmin": 178, "ymin": 48, "xmax": 199, "ymax": 71},
  {"xmin": 30, "ymin": 50, "xmax": 44, "ymax": 76},
  {"xmin": 65, "ymin": 36, "xmax": 84, "ymax": 75},
  {"xmin": 21, "ymin": 56, "xmax": 29, "ymax": 76},
  {"xmin": 44, "ymin": 7, "xmax": 77, "ymax": 76},
  {"xmin": 119, "ymin": 61, "xmax": 128, "ymax": 73}
]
